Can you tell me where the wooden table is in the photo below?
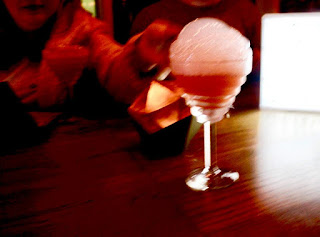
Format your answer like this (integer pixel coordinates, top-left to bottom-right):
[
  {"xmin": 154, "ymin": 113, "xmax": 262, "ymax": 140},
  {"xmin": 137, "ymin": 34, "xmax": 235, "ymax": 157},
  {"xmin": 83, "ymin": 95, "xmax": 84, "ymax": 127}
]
[{"xmin": 1, "ymin": 109, "xmax": 320, "ymax": 236}]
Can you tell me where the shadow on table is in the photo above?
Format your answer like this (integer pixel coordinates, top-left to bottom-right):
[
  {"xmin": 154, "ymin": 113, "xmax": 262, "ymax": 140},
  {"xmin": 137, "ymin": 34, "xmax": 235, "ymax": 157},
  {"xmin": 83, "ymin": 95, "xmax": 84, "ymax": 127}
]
[{"xmin": 134, "ymin": 115, "xmax": 202, "ymax": 159}]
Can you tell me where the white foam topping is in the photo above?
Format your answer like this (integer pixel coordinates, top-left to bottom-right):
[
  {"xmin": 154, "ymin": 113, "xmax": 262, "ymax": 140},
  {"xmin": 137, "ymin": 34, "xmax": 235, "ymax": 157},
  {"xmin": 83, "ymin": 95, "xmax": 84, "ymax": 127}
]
[{"xmin": 169, "ymin": 18, "xmax": 253, "ymax": 76}]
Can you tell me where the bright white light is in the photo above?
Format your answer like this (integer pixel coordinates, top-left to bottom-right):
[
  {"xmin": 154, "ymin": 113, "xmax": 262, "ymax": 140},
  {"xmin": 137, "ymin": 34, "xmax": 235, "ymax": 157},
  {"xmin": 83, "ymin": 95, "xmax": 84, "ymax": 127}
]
[{"xmin": 260, "ymin": 13, "xmax": 320, "ymax": 112}]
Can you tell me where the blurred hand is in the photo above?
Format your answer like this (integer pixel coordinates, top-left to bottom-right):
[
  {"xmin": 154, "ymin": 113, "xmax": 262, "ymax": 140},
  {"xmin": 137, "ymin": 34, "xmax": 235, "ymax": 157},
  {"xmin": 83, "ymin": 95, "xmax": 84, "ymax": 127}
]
[{"xmin": 135, "ymin": 20, "xmax": 182, "ymax": 79}]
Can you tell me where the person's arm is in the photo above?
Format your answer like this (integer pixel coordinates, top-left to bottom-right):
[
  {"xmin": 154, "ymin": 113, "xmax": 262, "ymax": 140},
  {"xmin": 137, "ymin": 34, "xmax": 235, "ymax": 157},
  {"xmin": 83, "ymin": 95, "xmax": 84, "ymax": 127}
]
[{"xmin": 91, "ymin": 20, "xmax": 181, "ymax": 105}]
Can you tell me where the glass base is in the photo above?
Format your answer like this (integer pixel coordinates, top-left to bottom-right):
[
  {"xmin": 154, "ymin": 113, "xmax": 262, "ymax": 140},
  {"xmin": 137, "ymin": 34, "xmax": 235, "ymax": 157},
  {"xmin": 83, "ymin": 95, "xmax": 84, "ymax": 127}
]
[{"xmin": 185, "ymin": 167, "xmax": 239, "ymax": 191}]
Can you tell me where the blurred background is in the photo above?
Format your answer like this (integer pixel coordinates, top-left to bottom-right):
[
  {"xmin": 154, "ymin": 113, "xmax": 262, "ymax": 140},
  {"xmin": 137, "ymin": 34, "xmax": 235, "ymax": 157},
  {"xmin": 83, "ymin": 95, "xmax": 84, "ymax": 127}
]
[{"xmin": 82, "ymin": 0, "xmax": 320, "ymax": 43}]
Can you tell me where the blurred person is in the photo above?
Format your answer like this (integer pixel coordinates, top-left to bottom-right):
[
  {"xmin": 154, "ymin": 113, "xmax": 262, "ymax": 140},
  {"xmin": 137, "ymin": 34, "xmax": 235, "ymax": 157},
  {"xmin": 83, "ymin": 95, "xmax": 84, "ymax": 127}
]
[
  {"xmin": 131, "ymin": 0, "xmax": 261, "ymax": 83},
  {"xmin": 0, "ymin": 0, "xmax": 194, "ymax": 156},
  {"xmin": 0, "ymin": 0, "xmax": 180, "ymax": 110},
  {"xmin": 0, "ymin": 0, "xmax": 246, "ymax": 155}
]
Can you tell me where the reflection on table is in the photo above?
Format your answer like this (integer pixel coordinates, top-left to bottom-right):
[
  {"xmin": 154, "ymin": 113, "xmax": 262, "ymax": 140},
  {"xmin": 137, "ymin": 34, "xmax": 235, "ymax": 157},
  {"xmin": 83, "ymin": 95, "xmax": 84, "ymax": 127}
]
[{"xmin": 1, "ymin": 109, "xmax": 320, "ymax": 236}]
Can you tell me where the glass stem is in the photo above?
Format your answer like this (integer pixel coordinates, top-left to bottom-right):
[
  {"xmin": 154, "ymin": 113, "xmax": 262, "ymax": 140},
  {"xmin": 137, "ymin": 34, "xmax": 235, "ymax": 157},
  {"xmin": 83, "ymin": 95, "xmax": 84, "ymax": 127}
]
[
  {"xmin": 203, "ymin": 121, "xmax": 218, "ymax": 173},
  {"xmin": 211, "ymin": 122, "xmax": 218, "ymax": 170}
]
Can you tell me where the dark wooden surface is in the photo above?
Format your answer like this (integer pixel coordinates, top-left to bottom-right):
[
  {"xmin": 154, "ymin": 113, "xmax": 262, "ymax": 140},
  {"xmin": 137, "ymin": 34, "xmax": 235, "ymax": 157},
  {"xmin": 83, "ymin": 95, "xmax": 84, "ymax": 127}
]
[{"xmin": 1, "ymin": 109, "xmax": 320, "ymax": 236}]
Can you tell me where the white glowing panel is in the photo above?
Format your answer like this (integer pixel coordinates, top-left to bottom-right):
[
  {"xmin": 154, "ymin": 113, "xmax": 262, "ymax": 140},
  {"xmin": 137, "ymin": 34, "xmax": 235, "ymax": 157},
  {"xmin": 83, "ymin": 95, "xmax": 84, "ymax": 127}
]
[{"xmin": 260, "ymin": 13, "xmax": 320, "ymax": 112}]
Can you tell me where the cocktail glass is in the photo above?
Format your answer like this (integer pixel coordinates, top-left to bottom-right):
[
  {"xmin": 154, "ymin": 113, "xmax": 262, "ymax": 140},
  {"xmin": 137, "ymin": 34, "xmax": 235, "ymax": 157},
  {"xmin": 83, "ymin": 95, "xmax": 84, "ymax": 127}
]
[
  {"xmin": 171, "ymin": 62, "xmax": 250, "ymax": 191},
  {"xmin": 169, "ymin": 17, "xmax": 253, "ymax": 191},
  {"xmin": 175, "ymin": 66, "xmax": 246, "ymax": 191}
]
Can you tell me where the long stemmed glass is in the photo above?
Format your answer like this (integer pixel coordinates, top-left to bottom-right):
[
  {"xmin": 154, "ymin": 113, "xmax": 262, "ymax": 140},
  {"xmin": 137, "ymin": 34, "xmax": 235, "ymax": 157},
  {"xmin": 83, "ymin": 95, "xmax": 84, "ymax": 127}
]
[
  {"xmin": 170, "ymin": 72, "xmax": 247, "ymax": 191},
  {"xmin": 169, "ymin": 18, "xmax": 253, "ymax": 191},
  {"xmin": 182, "ymin": 92, "xmax": 241, "ymax": 191}
]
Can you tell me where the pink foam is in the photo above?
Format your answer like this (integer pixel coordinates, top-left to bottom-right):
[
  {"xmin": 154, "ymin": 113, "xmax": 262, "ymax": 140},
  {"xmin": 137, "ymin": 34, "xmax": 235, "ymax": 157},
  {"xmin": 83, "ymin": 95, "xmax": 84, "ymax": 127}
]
[{"xmin": 170, "ymin": 18, "xmax": 253, "ymax": 76}]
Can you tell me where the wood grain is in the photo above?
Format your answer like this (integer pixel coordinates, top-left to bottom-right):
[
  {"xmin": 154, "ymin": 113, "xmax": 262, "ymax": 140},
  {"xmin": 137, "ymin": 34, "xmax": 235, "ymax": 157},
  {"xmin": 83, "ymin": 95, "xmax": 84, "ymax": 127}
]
[{"xmin": 1, "ymin": 109, "xmax": 320, "ymax": 236}]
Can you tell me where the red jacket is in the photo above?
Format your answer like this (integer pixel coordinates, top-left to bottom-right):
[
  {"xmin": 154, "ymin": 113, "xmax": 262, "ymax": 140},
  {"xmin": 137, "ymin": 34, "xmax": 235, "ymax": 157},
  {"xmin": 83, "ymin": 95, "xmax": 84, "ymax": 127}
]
[{"xmin": 0, "ymin": 1, "xmax": 148, "ymax": 108}]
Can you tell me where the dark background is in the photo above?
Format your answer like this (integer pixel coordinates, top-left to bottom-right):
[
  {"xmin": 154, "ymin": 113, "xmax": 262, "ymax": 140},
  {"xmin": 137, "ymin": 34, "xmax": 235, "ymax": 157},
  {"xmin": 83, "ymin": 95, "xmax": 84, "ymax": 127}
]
[{"xmin": 112, "ymin": 0, "xmax": 320, "ymax": 44}]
